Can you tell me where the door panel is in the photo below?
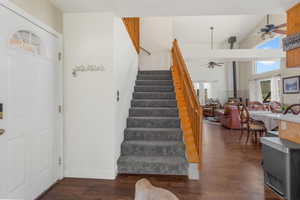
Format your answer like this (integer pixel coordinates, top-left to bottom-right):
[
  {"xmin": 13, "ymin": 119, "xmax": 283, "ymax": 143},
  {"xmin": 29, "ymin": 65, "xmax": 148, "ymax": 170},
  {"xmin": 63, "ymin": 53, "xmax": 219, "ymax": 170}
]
[
  {"xmin": 7, "ymin": 137, "xmax": 25, "ymax": 193},
  {"xmin": 0, "ymin": 4, "xmax": 60, "ymax": 200}
]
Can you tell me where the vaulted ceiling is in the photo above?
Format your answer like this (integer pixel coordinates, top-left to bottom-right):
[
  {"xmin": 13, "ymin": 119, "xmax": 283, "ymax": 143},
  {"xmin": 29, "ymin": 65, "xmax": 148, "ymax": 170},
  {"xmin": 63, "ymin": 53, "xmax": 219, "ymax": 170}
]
[
  {"xmin": 51, "ymin": 0, "xmax": 299, "ymax": 16},
  {"xmin": 172, "ymin": 15, "xmax": 265, "ymax": 44}
]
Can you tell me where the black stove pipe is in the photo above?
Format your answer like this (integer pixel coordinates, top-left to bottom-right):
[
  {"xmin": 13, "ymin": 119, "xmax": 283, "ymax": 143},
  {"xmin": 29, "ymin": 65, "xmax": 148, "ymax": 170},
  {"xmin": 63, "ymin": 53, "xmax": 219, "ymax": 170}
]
[{"xmin": 228, "ymin": 36, "xmax": 237, "ymax": 98}]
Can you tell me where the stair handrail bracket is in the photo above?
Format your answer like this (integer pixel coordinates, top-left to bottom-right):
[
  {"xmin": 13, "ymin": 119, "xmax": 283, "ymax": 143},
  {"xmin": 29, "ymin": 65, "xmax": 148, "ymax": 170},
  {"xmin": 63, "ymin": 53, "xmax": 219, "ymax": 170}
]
[{"xmin": 171, "ymin": 39, "xmax": 203, "ymax": 164}]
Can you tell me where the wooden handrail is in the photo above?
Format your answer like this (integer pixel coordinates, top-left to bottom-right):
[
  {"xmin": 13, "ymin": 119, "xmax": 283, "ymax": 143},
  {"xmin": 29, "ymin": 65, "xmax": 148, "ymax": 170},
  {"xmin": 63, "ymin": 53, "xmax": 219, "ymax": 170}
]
[
  {"xmin": 140, "ymin": 46, "xmax": 151, "ymax": 55},
  {"xmin": 171, "ymin": 39, "xmax": 203, "ymax": 163}
]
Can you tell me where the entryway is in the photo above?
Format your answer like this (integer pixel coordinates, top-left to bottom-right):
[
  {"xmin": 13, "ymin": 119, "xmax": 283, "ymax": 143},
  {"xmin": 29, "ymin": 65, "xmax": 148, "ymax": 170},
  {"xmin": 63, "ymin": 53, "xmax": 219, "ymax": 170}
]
[
  {"xmin": 0, "ymin": 4, "xmax": 62, "ymax": 200},
  {"xmin": 38, "ymin": 123, "xmax": 281, "ymax": 200}
]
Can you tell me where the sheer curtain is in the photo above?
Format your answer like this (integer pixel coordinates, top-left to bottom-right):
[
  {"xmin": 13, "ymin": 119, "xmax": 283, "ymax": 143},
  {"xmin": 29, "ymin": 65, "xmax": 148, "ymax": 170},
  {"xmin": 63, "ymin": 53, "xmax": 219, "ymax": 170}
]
[
  {"xmin": 249, "ymin": 80, "xmax": 263, "ymax": 102},
  {"xmin": 249, "ymin": 80, "xmax": 257, "ymax": 101},
  {"xmin": 256, "ymin": 80, "xmax": 263, "ymax": 102},
  {"xmin": 271, "ymin": 76, "xmax": 281, "ymax": 102}
]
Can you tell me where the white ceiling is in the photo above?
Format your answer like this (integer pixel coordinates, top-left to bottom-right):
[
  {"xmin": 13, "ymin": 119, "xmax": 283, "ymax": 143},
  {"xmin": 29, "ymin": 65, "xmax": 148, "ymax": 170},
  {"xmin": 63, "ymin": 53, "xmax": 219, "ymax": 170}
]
[
  {"xmin": 172, "ymin": 15, "xmax": 265, "ymax": 44},
  {"xmin": 51, "ymin": 0, "xmax": 299, "ymax": 16}
]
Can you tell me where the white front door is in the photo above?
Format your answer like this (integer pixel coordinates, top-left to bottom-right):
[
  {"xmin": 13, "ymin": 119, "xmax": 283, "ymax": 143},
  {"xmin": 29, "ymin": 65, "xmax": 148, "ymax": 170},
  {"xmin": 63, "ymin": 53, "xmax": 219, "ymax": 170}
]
[{"xmin": 0, "ymin": 5, "xmax": 61, "ymax": 200}]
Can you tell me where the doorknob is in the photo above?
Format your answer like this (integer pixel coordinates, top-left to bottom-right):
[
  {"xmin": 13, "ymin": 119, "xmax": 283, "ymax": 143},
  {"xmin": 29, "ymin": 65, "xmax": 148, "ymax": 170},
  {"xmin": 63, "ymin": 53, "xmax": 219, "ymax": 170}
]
[{"xmin": 0, "ymin": 129, "xmax": 5, "ymax": 136}]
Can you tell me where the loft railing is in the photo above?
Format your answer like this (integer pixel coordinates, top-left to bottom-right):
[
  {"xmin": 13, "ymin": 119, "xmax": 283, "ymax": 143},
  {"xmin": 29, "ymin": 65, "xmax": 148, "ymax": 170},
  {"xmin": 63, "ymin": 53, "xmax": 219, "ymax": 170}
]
[
  {"xmin": 122, "ymin": 18, "xmax": 151, "ymax": 56},
  {"xmin": 122, "ymin": 17, "xmax": 140, "ymax": 53},
  {"xmin": 171, "ymin": 39, "xmax": 203, "ymax": 163}
]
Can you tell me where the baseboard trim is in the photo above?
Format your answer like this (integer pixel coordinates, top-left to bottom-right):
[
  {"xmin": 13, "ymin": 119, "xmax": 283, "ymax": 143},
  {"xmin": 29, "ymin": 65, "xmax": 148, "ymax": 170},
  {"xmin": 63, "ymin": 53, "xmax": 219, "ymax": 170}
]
[
  {"xmin": 64, "ymin": 168, "xmax": 117, "ymax": 180},
  {"xmin": 188, "ymin": 163, "xmax": 200, "ymax": 180},
  {"xmin": 35, "ymin": 180, "xmax": 60, "ymax": 200}
]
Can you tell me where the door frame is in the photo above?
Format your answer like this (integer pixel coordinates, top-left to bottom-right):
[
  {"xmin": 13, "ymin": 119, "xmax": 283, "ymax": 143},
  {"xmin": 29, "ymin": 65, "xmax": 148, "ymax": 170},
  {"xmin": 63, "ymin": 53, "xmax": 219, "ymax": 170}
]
[{"xmin": 0, "ymin": 0, "xmax": 64, "ymax": 180}]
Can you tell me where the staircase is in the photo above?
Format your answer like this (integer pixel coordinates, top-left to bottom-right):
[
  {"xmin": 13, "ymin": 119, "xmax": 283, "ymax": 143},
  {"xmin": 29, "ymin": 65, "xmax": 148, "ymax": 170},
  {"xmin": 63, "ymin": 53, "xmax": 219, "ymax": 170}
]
[{"xmin": 117, "ymin": 70, "xmax": 188, "ymax": 176}]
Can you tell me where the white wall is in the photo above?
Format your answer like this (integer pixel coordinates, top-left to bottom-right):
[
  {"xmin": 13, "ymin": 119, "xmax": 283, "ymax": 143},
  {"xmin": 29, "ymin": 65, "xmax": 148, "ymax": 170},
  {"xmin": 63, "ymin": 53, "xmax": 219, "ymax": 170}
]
[
  {"xmin": 113, "ymin": 17, "xmax": 138, "ymax": 166},
  {"xmin": 182, "ymin": 43, "xmax": 231, "ymax": 103},
  {"xmin": 139, "ymin": 17, "xmax": 173, "ymax": 70},
  {"xmin": 10, "ymin": 0, "xmax": 63, "ymax": 33},
  {"xmin": 139, "ymin": 18, "xmax": 231, "ymax": 102},
  {"xmin": 186, "ymin": 59, "xmax": 229, "ymax": 103},
  {"xmin": 63, "ymin": 12, "xmax": 138, "ymax": 179}
]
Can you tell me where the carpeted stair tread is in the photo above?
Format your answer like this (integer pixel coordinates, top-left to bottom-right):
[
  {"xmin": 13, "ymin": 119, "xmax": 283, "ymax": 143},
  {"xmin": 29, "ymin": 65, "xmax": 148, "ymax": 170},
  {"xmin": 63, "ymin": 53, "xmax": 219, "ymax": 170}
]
[
  {"xmin": 133, "ymin": 92, "xmax": 176, "ymax": 99},
  {"xmin": 118, "ymin": 156, "xmax": 188, "ymax": 175},
  {"xmin": 124, "ymin": 128, "xmax": 182, "ymax": 141},
  {"xmin": 131, "ymin": 99, "xmax": 177, "ymax": 107},
  {"xmin": 134, "ymin": 85, "xmax": 174, "ymax": 92},
  {"xmin": 135, "ymin": 80, "xmax": 173, "ymax": 86},
  {"xmin": 125, "ymin": 127, "xmax": 182, "ymax": 131},
  {"xmin": 129, "ymin": 107, "xmax": 178, "ymax": 117},
  {"xmin": 121, "ymin": 140, "xmax": 185, "ymax": 157},
  {"xmin": 127, "ymin": 117, "xmax": 180, "ymax": 128},
  {"xmin": 137, "ymin": 75, "xmax": 172, "ymax": 80},
  {"xmin": 123, "ymin": 140, "xmax": 184, "ymax": 146},
  {"xmin": 138, "ymin": 70, "xmax": 171, "ymax": 75}
]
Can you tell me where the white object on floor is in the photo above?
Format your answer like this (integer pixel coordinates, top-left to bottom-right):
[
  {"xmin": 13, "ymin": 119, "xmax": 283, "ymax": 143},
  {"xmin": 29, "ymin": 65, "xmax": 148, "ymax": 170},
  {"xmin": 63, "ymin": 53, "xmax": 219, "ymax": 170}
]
[{"xmin": 135, "ymin": 179, "xmax": 179, "ymax": 200}]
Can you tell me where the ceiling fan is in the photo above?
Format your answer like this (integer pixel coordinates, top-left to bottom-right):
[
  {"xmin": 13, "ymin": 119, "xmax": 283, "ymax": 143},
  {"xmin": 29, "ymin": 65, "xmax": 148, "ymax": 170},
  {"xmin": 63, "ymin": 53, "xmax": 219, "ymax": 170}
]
[
  {"xmin": 206, "ymin": 61, "xmax": 224, "ymax": 69},
  {"xmin": 259, "ymin": 14, "xmax": 287, "ymax": 40},
  {"xmin": 200, "ymin": 27, "xmax": 224, "ymax": 69}
]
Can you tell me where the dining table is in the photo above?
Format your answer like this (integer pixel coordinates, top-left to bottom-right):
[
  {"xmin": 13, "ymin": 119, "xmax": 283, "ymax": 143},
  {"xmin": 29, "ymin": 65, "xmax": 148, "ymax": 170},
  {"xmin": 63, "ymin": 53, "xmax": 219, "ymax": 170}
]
[{"xmin": 249, "ymin": 111, "xmax": 282, "ymax": 131}]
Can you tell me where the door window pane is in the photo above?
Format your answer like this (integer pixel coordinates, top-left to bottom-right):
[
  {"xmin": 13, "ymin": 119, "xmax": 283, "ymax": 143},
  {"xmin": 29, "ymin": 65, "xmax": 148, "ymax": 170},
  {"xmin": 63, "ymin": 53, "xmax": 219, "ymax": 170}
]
[{"xmin": 9, "ymin": 30, "xmax": 42, "ymax": 55}]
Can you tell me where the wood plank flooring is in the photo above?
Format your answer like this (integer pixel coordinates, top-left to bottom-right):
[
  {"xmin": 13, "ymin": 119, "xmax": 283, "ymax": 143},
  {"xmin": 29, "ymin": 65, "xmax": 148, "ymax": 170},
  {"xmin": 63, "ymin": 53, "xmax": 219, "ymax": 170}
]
[{"xmin": 39, "ymin": 123, "xmax": 281, "ymax": 200}]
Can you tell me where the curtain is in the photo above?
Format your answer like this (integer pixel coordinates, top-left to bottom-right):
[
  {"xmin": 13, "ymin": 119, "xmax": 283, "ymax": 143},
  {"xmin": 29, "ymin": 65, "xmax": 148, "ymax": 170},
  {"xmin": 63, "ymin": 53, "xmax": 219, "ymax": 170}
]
[
  {"xmin": 257, "ymin": 81, "xmax": 263, "ymax": 102},
  {"xmin": 249, "ymin": 80, "xmax": 257, "ymax": 101},
  {"xmin": 249, "ymin": 80, "xmax": 263, "ymax": 102},
  {"xmin": 271, "ymin": 76, "xmax": 281, "ymax": 102}
]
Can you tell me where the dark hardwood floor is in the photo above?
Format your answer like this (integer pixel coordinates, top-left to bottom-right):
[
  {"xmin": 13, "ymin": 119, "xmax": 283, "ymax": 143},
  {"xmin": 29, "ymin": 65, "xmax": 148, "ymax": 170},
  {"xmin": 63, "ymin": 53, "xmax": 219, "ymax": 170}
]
[{"xmin": 39, "ymin": 123, "xmax": 281, "ymax": 200}]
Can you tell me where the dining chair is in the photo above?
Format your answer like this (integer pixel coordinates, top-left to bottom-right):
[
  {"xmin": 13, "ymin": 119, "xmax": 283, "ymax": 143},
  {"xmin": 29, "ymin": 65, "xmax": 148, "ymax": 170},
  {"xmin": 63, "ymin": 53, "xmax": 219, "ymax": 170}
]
[
  {"xmin": 283, "ymin": 104, "xmax": 300, "ymax": 115},
  {"xmin": 269, "ymin": 101, "xmax": 282, "ymax": 113},
  {"xmin": 247, "ymin": 101, "xmax": 266, "ymax": 111},
  {"xmin": 238, "ymin": 104, "xmax": 267, "ymax": 144}
]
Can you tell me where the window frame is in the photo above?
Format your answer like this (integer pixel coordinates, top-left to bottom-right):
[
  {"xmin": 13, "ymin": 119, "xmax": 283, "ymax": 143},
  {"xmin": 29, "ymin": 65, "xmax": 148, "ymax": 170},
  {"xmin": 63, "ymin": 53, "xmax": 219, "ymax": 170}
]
[
  {"xmin": 252, "ymin": 36, "xmax": 283, "ymax": 75},
  {"xmin": 259, "ymin": 78, "xmax": 272, "ymax": 102},
  {"xmin": 253, "ymin": 59, "xmax": 282, "ymax": 75}
]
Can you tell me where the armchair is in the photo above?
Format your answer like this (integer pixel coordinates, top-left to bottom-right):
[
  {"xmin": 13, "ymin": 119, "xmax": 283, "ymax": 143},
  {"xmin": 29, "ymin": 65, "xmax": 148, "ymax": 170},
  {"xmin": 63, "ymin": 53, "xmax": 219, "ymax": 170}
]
[{"xmin": 219, "ymin": 105, "xmax": 241, "ymax": 129}]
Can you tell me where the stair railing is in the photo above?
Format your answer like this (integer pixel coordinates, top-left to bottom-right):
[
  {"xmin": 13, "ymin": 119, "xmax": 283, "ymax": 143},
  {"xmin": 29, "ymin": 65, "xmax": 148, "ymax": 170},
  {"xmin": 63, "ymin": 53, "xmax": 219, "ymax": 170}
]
[{"xmin": 171, "ymin": 39, "xmax": 203, "ymax": 163}]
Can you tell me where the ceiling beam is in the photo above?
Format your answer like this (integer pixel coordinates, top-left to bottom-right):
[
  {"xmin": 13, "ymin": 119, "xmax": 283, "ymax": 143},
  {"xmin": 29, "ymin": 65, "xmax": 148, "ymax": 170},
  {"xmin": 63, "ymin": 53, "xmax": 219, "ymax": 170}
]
[{"xmin": 182, "ymin": 49, "xmax": 285, "ymax": 61}]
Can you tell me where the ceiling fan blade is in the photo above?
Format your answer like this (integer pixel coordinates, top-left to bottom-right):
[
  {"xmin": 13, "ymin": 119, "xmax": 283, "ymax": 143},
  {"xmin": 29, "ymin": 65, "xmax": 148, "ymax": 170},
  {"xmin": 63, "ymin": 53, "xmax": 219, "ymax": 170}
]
[
  {"xmin": 273, "ymin": 29, "xmax": 287, "ymax": 35},
  {"xmin": 274, "ymin": 23, "xmax": 287, "ymax": 29}
]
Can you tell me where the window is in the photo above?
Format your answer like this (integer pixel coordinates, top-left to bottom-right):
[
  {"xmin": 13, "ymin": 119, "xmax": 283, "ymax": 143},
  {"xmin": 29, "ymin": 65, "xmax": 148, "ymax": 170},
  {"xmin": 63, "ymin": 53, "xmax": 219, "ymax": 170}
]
[
  {"xmin": 249, "ymin": 77, "xmax": 281, "ymax": 102},
  {"xmin": 254, "ymin": 37, "xmax": 281, "ymax": 74},
  {"xmin": 9, "ymin": 30, "xmax": 42, "ymax": 55},
  {"xmin": 260, "ymin": 80, "xmax": 271, "ymax": 102}
]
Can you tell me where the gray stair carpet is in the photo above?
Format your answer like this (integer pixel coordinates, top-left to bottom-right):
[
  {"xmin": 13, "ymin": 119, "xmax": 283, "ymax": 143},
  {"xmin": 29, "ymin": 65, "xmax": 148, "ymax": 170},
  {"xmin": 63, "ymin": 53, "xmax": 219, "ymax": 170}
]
[{"xmin": 117, "ymin": 70, "xmax": 188, "ymax": 176}]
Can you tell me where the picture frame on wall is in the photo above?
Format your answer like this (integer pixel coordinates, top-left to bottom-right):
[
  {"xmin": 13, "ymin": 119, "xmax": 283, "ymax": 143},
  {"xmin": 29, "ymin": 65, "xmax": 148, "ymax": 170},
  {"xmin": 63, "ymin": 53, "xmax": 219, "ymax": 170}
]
[{"xmin": 283, "ymin": 76, "xmax": 300, "ymax": 94}]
